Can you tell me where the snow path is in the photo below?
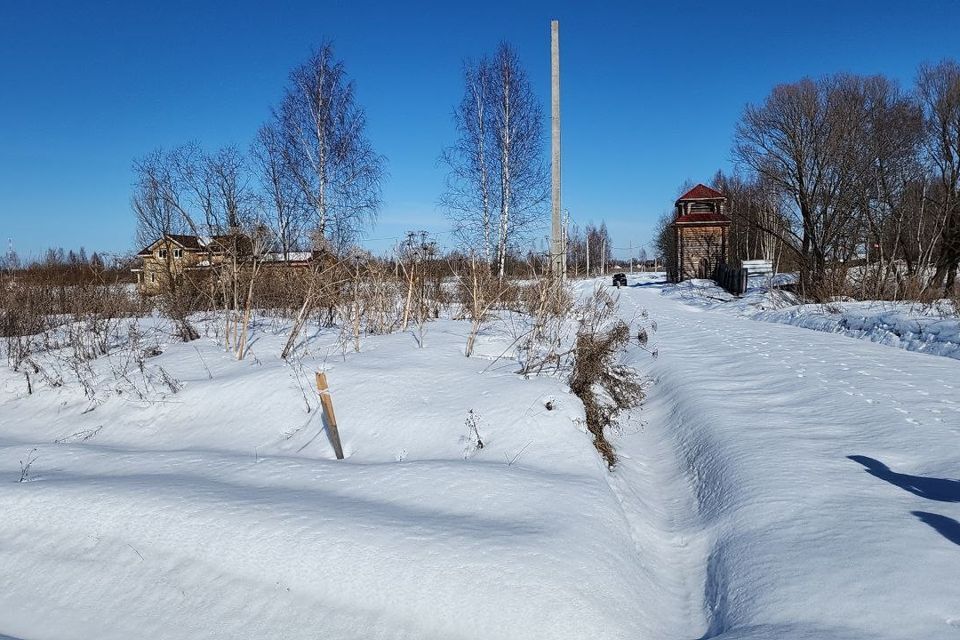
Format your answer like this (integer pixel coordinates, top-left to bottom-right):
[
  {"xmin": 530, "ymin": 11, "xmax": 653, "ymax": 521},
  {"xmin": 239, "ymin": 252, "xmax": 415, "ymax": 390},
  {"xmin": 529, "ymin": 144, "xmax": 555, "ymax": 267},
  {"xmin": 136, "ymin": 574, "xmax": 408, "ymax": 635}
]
[
  {"xmin": 614, "ymin": 278, "xmax": 960, "ymax": 639},
  {"xmin": 600, "ymin": 395, "xmax": 710, "ymax": 639}
]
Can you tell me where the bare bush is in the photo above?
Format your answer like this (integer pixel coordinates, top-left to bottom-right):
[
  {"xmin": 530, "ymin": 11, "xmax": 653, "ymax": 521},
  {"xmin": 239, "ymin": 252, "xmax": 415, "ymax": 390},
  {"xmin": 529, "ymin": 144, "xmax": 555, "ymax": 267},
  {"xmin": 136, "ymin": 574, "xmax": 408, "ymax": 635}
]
[
  {"xmin": 18, "ymin": 449, "xmax": 38, "ymax": 483},
  {"xmin": 460, "ymin": 409, "xmax": 485, "ymax": 459},
  {"xmin": 515, "ymin": 274, "xmax": 574, "ymax": 375},
  {"xmin": 569, "ymin": 319, "xmax": 644, "ymax": 470},
  {"xmin": 458, "ymin": 255, "xmax": 511, "ymax": 357}
]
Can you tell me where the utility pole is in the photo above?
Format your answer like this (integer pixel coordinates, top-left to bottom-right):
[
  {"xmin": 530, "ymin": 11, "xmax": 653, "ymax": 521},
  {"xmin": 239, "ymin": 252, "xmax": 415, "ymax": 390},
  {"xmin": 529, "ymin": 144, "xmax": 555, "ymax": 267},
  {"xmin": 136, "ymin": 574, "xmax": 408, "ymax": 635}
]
[
  {"xmin": 601, "ymin": 237, "xmax": 606, "ymax": 276},
  {"xmin": 629, "ymin": 241, "xmax": 633, "ymax": 274},
  {"xmin": 561, "ymin": 209, "xmax": 569, "ymax": 277},
  {"xmin": 550, "ymin": 20, "xmax": 565, "ymax": 279},
  {"xmin": 585, "ymin": 232, "xmax": 590, "ymax": 277}
]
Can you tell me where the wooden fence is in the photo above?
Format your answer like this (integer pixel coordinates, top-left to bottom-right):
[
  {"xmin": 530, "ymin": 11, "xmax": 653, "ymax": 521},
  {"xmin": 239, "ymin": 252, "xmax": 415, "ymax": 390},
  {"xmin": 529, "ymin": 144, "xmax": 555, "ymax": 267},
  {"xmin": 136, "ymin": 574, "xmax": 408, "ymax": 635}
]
[{"xmin": 714, "ymin": 262, "xmax": 749, "ymax": 296}]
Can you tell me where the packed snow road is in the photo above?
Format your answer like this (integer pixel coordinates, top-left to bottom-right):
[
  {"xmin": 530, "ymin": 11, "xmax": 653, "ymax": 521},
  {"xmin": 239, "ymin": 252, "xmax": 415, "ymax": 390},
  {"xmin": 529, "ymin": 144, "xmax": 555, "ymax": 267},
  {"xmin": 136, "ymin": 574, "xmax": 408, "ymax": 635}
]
[{"xmin": 614, "ymin": 275, "xmax": 960, "ymax": 639}]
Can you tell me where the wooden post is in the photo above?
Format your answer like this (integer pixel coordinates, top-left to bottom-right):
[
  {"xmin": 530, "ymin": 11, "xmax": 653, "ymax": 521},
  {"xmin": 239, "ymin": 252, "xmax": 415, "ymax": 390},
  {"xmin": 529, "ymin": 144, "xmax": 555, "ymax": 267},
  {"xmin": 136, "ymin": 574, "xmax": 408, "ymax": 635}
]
[{"xmin": 315, "ymin": 372, "xmax": 345, "ymax": 460}]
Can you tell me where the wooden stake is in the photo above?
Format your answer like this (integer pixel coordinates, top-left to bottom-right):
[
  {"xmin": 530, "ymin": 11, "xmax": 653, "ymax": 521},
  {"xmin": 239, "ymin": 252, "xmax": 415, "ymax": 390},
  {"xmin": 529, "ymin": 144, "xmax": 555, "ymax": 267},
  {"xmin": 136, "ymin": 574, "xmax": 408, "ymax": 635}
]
[{"xmin": 315, "ymin": 372, "xmax": 345, "ymax": 460}]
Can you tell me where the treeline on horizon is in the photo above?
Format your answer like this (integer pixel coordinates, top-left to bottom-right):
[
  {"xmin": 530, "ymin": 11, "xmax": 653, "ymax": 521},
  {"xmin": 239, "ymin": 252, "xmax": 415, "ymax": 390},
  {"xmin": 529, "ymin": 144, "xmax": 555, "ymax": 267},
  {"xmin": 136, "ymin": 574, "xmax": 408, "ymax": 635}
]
[
  {"xmin": 657, "ymin": 59, "xmax": 960, "ymax": 301},
  {"xmin": 0, "ymin": 246, "xmax": 135, "ymax": 285}
]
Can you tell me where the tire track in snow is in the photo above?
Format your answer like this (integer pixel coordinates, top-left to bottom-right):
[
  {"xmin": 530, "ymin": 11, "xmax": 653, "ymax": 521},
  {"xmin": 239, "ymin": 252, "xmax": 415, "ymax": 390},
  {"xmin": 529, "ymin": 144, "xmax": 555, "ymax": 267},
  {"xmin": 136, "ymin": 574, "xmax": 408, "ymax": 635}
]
[{"xmin": 591, "ymin": 287, "xmax": 712, "ymax": 639}]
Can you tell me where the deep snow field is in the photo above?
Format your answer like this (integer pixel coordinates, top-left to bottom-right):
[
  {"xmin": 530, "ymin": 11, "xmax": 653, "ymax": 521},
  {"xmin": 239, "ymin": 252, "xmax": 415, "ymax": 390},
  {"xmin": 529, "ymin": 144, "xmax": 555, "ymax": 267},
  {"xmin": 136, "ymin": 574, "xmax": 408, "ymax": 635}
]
[
  {"xmin": 2, "ymin": 275, "xmax": 959, "ymax": 639},
  {"xmin": 0, "ymin": 307, "xmax": 650, "ymax": 639}
]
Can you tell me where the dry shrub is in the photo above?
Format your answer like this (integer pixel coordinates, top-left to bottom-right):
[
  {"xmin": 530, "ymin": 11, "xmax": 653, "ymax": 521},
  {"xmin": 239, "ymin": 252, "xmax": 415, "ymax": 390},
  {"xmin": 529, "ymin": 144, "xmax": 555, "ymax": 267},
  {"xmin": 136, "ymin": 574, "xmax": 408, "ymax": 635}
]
[
  {"xmin": 569, "ymin": 319, "xmax": 644, "ymax": 470},
  {"xmin": 500, "ymin": 281, "xmax": 648, "ymax": 468},
  {"xmin": 2, "ymin": 266, "xmax": 148, "ymax": 369},
  {"xmin": 514, "ymin": 276, "xmax": 575, "ymax": 374},
  {"xmin": 338, "ymin": 258, "xmax": 406, "ymax": 353},
  {"xmin": 803, "ymin": 265, "xmax": 853, "ymax": 303},
  {"xmin": 457, "ymin": 257, "xmax": 512, "ymax": 356}
]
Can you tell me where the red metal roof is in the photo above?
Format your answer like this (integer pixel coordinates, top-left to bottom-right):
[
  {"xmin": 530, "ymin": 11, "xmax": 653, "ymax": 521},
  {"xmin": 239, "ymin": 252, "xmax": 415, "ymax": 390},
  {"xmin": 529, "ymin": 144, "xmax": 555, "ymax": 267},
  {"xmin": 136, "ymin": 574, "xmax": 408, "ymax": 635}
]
[
  {"xmin": 676, "ymin": 184, "xmax": 724, "ymax": 202},
  {"xmin": 674, "ymin": 212, "xmax": 730, "ymax": 224}
]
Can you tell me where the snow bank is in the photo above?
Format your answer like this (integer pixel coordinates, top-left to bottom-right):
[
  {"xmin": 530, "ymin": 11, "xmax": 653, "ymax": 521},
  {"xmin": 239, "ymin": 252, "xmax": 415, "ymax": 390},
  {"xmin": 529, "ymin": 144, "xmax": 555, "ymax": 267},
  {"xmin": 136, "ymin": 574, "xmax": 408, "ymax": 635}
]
[
  {"xmin": 753, "ymin": 302, "xmax": 960, "ymax": 360},
  {"xmin": 657, "ymin": 275, "xmax": 960, "ymax": 361}
]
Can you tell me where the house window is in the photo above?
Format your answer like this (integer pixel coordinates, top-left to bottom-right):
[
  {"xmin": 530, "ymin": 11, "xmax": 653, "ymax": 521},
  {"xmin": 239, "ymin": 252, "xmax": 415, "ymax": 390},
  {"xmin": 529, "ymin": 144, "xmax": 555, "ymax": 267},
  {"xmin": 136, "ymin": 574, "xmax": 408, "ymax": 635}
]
[
  {"xmin": 158, "ymin": 248, "xmax": 168, "ymax": 259},
  {"xmin": 174, "ymin": 248, "xmax": 183, "ymax": 259},
  {"xmin": 150, "ymin": 273, "xmax": 157, "ymax": 283}
]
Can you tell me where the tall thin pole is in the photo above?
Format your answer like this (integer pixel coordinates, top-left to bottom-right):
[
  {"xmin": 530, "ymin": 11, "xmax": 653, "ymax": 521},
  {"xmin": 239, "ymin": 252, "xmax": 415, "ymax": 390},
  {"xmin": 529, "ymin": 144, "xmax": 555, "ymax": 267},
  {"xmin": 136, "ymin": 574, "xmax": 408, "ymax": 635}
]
[
  {"xmin": 550, "ymin": 20, "xmax": 564, "ymax": 278},
  {"xmin": 600, "ymin": 237, "xmax": 606, "ymax": 276},
  {"xmin": 586, "ymin": 232, "xmax": 590, "ymax": 277}
]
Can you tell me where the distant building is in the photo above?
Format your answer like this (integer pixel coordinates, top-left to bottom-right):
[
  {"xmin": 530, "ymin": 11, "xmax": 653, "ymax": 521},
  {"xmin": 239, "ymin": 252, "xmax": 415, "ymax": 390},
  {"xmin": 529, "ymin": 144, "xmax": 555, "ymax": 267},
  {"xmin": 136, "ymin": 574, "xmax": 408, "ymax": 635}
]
[
  {"xmin": 132, "ymin": 234, "xmax": 315, "ymax": 295},
  {"xmin": 665, "ymin": 184, "xmax": 731, "ymax": 282}
]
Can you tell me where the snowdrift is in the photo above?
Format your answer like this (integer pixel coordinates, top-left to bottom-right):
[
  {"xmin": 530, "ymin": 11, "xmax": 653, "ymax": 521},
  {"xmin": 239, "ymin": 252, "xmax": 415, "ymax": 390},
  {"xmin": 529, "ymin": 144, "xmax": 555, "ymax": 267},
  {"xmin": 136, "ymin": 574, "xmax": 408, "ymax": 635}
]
[
  {"xmin": 0, "ymin": 316, "xmax": 649, "ymax": 639},
  {"xmin": 659, "ymin": 275, "xmax": 960, "ymax": 361}
]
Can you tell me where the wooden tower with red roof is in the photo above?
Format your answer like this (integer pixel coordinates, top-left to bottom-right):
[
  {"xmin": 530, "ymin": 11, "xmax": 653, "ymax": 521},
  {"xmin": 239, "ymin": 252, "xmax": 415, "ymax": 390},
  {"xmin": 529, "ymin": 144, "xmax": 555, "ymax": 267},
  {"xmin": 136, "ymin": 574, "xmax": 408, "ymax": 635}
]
[{"xmin": 666, "ymin": 184, "xmax": 731, "ymax": 282}]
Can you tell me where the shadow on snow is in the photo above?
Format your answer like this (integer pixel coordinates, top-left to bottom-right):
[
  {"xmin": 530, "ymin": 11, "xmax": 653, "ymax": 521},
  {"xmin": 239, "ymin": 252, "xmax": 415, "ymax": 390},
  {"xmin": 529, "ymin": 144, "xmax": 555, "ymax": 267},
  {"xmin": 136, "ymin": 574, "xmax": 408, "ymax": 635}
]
[
  {"xmin": 849, "ymin": 455, "xmax": 960, "ymax": 547},
  {"xmin": 848, "ymin": 455, "xmax": 960, "ymax": 502},
  {"xmin": 911, "ymin": 511, "xmax": 960, "ymax": 546}
]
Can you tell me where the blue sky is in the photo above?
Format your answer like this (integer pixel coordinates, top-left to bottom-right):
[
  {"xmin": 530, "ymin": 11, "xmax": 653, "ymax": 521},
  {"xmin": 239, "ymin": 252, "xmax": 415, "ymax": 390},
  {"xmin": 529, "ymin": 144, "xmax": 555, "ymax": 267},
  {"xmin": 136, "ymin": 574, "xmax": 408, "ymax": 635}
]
[{"xmin": 1, "ymin": 0, "xmax": 958, "ymax": 261}]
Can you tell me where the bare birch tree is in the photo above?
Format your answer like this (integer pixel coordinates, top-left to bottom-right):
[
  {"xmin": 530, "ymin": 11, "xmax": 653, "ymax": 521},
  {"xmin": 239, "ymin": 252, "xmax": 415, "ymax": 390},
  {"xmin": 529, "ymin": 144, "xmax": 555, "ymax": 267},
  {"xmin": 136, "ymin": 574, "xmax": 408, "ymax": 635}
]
[
  {"xmin": 274, "ymin": 42, "xmax": 385, "ymax": 254},
  {"xmin": 441, "ymin": 43, "xmax": 548, "ymax": 278},
  {"xmin": 441, "ymin": 58, "xmax": 495, "ymax": 263},
  {"xmin": 490, "ymin": 44, "xmax": 549, "ymax": 278},
  {"xmin": 132, "ymin": 149, "xmax": 190, "ymax": 248},
  {"xmin": 251, "ymin": 122, "xmax": 307, "ymax": 258}
]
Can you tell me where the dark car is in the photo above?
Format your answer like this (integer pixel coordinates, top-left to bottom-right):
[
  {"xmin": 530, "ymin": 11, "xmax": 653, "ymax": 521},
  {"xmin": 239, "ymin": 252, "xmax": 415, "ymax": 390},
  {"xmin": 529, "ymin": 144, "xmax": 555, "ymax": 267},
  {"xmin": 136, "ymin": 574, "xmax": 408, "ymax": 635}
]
[{"xmin": 612, "ymin": 273, "xmax": 627, "ymax": 288}]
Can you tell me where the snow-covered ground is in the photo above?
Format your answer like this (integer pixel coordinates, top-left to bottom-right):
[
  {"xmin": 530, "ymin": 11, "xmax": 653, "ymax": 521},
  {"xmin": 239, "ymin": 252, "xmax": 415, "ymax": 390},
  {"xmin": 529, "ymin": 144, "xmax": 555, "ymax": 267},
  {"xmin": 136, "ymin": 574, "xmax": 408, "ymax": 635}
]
[
  {"xmin": 661, "ymin": 274, "xmax": 960, "ymax": 361},
  {"xmin": 0, "ymin": 314, "xmax": 654, "ymax": 639},
  {"xmin": 2, "ymin": 276, "xmax": 959, "ymax": 639},
  {"xmin": 616, "ymin": 275, "xmax": 960, "ymax": 638}
]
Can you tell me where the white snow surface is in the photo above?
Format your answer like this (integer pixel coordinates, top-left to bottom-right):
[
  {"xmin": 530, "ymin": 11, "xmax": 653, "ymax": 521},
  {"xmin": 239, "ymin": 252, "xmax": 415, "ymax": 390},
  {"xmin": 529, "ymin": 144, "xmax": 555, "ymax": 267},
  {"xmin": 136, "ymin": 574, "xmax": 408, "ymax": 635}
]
[
  {"xmin": 2, "ymin": 277, "xmax": 959, "ymax": 638},
  {"xmin": 1, "ymin": 315, "xmax": 646, "ymax": 639},
  {"xmin": 622, "ymin": 274, "xmax": 960, "ymax": 638},
  {"xmin": 662, "ymin": 275, "xmax": 960, "ymax": 361}
]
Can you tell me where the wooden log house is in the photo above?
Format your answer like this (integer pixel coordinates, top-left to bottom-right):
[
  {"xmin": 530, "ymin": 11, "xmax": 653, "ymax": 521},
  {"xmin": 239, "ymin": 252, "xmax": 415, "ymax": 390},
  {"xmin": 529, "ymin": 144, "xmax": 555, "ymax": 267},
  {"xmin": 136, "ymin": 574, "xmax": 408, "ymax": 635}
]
[
  {"xmin": 132, "ymin": 234, "xmax": 316, "ymax": 295},
  {"xmin": 665, "ymin": 184, "xmax": 731, "ymax": 283}
]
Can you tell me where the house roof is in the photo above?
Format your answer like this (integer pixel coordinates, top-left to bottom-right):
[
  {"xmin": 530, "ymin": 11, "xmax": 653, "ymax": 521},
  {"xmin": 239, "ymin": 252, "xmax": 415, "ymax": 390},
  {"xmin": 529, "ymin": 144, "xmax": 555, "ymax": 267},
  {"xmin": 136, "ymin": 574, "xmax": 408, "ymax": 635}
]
[
  {"xmin": 674, "ymin": 212, "xmax": 731, "ymax": 225},
  {"xmin": 137, "ymin": 234, "xmax": 201, "ymax": 256},
  {"xmin": 137, "ymin": 233, "xmax": 242, "ymax": 256},
  {"xmin": 166, "ymin": 234, "xmax": 206, "ymax": 250},
  {"xmin": 676, "ymin": 184, "xmax": 725, "ymax": 203}
]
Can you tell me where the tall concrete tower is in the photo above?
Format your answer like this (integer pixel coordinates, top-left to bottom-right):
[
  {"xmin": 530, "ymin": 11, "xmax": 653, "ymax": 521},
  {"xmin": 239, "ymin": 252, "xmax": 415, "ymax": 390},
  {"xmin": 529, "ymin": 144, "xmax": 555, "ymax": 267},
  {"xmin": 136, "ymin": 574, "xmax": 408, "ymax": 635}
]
[{"xmin": 550, "ymin": 20, "xmax": 565, "ymax": 277}]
